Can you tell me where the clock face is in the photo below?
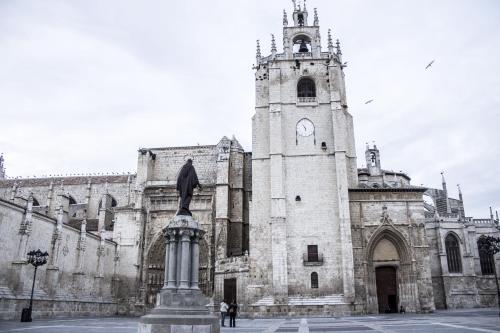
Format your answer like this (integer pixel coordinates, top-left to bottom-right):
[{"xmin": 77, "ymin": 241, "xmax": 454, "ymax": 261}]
[{"xmin": 296, "ymin": 118, "xmax": 314, "ymax": 137}]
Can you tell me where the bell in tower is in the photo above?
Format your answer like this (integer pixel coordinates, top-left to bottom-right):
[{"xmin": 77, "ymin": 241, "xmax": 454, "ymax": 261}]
[
  {"xmin": 298, "ymin": 13, "xmax": 304, "ymax": 26},
  {"xmin": 298, "ymin": 40, "xmax": 309, "ymax": 52}
]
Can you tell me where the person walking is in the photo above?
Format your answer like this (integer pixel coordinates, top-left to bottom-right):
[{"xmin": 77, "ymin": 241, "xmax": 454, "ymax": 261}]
[
  {"xmin": 228, "ymin": 299, "xmax": 238, "ymax": 328},
  {"xmin": 220, "ymin": 300, "xmax": 229, "ymax": 327}
]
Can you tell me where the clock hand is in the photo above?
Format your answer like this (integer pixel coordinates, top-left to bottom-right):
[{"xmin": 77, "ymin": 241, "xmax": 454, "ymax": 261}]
[{"xmin": 303, "ymin": 125, "xmax": 306, "ymax": 131}]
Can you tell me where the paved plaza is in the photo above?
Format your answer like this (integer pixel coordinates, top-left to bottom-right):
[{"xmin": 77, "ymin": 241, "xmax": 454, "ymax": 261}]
[{"xmin": 0, "ymin": 309, "xmax": 499, "ymax": 333}]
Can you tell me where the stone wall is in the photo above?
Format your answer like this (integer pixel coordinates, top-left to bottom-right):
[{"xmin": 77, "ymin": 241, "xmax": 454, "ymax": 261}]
[
  {"xmin": 349, "ymin": 189, "xmax": 435, "ymax": 314},
  {"xmin": 0, "ymin": 198, "xmax": 118, "ymax": 320},
  {"xmin": 426, "ymin": 216, "xmax": 500, "ymax": 309}
]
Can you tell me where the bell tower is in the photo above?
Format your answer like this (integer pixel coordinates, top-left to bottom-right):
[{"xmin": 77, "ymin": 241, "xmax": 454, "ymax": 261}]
[{"xmin": 250, "ymin": 2, "xmax": 357, "ymax": 306}]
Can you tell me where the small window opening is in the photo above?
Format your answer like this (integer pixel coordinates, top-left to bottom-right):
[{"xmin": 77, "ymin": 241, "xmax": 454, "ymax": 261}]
[
  {"xmin": 307, "ymin": 245, "xmax": 318, "ymax": 262},
  {"xmin": 321, "ymin": 142, "xmax": 327, "ymax": 150},
  {"xmin": 295, "ymin": 195, "xmax": 301, "ymax": 202},
  {"xmin": 311, "ymin": 272, "xmax": 318, "ymax": 288},
  {"xmin": 69, "ymin": 196, "xmax": 77, "ymax": 205}
]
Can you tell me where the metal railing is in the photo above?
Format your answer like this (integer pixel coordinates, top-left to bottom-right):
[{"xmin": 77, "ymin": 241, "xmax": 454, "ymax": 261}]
[
  {"xmin": 298, "ymin": 97, "xmax": 317, "ymax": 103},
  {"xmin": 303, "ymin": 253, "xmax": 324, "ymax": 265}
]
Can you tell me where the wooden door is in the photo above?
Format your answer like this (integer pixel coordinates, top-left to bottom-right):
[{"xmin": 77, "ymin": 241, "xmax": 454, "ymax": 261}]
[{"xmin": 376, "ymin": 266, "xmax": 398, "ymax": 313}]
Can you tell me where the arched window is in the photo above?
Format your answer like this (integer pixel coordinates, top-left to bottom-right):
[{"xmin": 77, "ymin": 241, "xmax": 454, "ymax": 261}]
[
  {"xmin": 311, "ymin": 272, "xmax": 318, "ymax": 289},
  {"xmin": 297, "ymin": 78, "xmax": 316, "ymax": 98},
  {"xmin": 68, "ymin": 196, "xmax": 77, "ymax": 205},
  {"xmin": 445, "ymin": 234, "xmax": 462, "ymax": 273},
  {"xmin": 478, "ymin": 240, "xmax": 495, "ymax": 275},
  {"xmin": 32, "ymin": 197, "xmax": 40, "ymax": 206}
]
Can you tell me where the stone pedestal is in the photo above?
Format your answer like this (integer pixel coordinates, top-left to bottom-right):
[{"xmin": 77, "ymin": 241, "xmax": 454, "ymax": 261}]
[{"xmin": 138, "ymin": 215, "xmax": 219, "ymax": 333}]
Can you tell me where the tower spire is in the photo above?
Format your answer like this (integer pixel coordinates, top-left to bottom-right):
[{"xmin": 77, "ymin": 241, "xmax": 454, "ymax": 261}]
[
  {"xmin": 256, "ymin": 40, "xmax": 261, "ymax": 64},
  {"xmin": 313, "ymin": 8, "xmax": 319, "ymax": 26},
  {"xmin": 283, "ymin": 9, "xmax": 288, "ymax": 26},
  {"xmin": 0, "ymin": 153, "xmax": 5, "ymax": 179},
  {"xmin": 441, "ymin": 171, "xmax": 451, "ymax": 214},
  {"xmin": 328, "ymin": 29, "xmax": 334, "ymax": 53},
  {"xmin": 441, "ymin": 171, "xmax": 447, "ymax": 191},
  {"xmin": 292, "ymin": 0, "xmax": 297, "ymax": 11},
  {"xmin": 457, "ymin": 184, "xmax": 465, "ymax": 219},
  {"xmin": 271, "ymin": 34, "xmax": 277, "ymax": 57},
  {"xmin": 336, "ymin": 39, "xmax": 342, "ymax": 55}
]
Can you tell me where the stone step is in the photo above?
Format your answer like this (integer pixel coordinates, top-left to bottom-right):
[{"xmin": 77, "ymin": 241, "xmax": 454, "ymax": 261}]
[
  {"xmin": 251, "ymin": 295, "xmax": 346, "ymax": 306},
  {"xmin": 252, "ymin": 296, "xmax": 274, "ymax": 306},
  {"xmin": 288, "ymin": 295, "xmax": 346, "ymax": 305}
]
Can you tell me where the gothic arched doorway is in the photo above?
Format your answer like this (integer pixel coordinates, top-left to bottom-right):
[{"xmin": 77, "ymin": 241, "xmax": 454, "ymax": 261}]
[
  {"xmin": 146, "ymin": 233, "xmax": 211, "ymax": 306},
  {"xmin": 373, "ymin": 238, "xmax": 399, "ymax": 313},
  {"xmin": 366, "ymin": 227, "xmax": 414, "ymax": 314}
]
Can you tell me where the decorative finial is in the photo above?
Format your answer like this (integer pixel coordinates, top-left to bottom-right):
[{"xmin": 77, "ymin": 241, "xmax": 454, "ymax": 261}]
[
  {"xmin": 313, "ymin": 8, "xmax": 319, "ymax": 26},
  {"xmin": 336, "ymin": 39, "xmax": 342, "ymax": 55},
  {"xmin": 283, "ymin": 9, "xmax": 288, "ymax": 26},
  {"xmin": 328, "ymin": 29, "xmax": 333, "ymax": 47},
  {"xmin": 457, "ymin": 184, "xmax": 462, "ymax": 194},
  {"xmin": 271, "ymin": 34, "xmax": 277, "ymax": 53},
  {"xmin": 256, "ymin": 39, "xmax": 261, "ymax": 59},
  {"xmin": 303, "ymin": 0, "xmax": 307, "ymax": 11},
  {"xmin": 0, "ymin": 153, "xmax": 5, "ymax": 179},
  {"xmin": 292, "ymin": 0, "xmax": 297, "ymax": 10}
]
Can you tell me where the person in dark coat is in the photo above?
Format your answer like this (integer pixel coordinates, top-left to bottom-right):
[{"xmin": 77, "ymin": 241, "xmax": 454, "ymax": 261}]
[
  {"xmin": 176, "ymin": 159, "xmax": 202, "ymax": 216},
  {"xmin": 228, "ymin": 299, "xmax": 238, "ymax": 327}
]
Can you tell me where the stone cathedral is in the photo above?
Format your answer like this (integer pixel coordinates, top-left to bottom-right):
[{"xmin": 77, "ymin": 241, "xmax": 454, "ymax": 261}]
[{"xmin": 0, "ymin": 4, "xmax": 499, "ymax": 320}]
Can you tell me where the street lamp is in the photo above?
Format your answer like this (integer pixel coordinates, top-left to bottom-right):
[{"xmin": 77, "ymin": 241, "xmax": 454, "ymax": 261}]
[{"xmin": 20, "ymin": 249, "xmax": 49, "ymax": 322}]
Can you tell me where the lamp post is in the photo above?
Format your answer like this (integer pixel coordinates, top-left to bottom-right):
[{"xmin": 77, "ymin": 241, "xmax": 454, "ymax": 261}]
[{"xmin": 21, "ymin": 249, "xmax": 49, "ymax": 322}]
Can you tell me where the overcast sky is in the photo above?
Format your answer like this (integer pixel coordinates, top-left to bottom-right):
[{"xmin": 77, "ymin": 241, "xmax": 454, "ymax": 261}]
[{"xmin": 1, "ymin": 0, "xmax": 499, "ymax": 217}]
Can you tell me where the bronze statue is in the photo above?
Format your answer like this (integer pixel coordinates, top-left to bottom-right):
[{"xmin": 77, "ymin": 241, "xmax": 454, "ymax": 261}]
[{"xmin": 176, "ymin": 159, "xmax": 202, "ymax": 216}]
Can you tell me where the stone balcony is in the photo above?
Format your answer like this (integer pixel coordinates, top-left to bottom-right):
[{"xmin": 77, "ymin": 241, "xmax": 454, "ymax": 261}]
[{"xmin": 303, "ymin": 253, "xmax": 323, "ymax": 266}]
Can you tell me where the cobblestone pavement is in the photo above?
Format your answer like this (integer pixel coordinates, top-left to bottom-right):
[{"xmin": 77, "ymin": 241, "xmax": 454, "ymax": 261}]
[{"xmin": 0, "ymin": 309, "xmax": 498, "ymax": 333}]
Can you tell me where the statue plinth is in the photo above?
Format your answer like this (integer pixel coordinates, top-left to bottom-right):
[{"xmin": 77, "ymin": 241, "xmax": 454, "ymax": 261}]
[{"xmin": 138, "ymin": 215, "xmax": 219, "ymax": 333}]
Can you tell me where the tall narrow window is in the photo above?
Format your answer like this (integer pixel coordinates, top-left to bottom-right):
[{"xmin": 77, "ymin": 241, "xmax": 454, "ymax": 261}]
[
  {"xmin": 297, "ymin": 78, "xmax": 316, "ymax": 98},
  {"xmin": 311, "ymin": 272, "xmax": 318, "ymax": 288},
  {"xmin": 307, "ymin": 245, "xmax": 318, "ymax": 262},
  {"xmin": 445, "ymin": 234, "xmax": 462, "ymax": 273},
  {"xmin": 478, "ymin": 241, "xmax": 495, "ymax": 275}
]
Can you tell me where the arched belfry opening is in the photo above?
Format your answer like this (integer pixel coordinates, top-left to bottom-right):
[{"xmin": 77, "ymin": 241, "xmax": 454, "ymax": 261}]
[
  {"xmin": 366, "ymin": 227, "xmax": 416, "ymax": 314},
  {"xmin": 145, "ymin": 232, "xmax": 211, "ymax": 307},
  {"xmin": 293, "ymin": 35, "xmax": 311, "ymax": 53}
]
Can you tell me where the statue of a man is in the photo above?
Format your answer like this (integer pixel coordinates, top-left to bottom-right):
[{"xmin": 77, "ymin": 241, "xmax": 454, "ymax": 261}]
[{"xmin": 176, "ymin": 159, "xmax": 202, "ymax": 216}]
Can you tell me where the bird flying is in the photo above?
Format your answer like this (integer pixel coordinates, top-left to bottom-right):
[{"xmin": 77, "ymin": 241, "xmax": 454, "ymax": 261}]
[
  {"xmin": 425, "ymin": 60, "xmax": 434, "ymax": 69},
  {"xmin": 364, "ymin": 99, "xmax": 374, "ymax": 104}
]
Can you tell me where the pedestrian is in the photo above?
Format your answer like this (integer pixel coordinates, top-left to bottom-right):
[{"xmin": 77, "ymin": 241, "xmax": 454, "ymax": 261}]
[
  {"xmin": 220, "ymin": 300, "xmax": 228, "ymax": 327},
  {"xmin": 228, "ymin": 299, "xmax": 238, "ymax": 327},
  {"xmin": 399, "ymin": 305, "xmax": 406, "ymax": 314}
]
